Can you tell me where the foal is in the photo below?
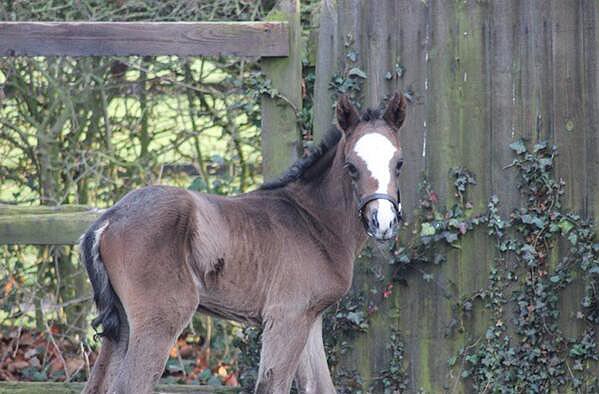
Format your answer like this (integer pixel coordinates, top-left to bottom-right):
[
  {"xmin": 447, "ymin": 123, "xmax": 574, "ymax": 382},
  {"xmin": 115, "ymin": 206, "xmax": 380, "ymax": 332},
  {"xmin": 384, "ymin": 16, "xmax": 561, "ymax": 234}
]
[{"xmin": 81, "ymin": 92, "xmax": 407, "ymax": 394}]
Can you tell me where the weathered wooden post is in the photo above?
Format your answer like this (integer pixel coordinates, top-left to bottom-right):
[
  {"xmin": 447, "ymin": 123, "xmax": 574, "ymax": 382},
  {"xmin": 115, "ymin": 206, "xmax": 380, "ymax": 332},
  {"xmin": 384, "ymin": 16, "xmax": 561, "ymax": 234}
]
[{"xmin": 260, "ymin": 0, "xmax": 302, "ymax": 181}]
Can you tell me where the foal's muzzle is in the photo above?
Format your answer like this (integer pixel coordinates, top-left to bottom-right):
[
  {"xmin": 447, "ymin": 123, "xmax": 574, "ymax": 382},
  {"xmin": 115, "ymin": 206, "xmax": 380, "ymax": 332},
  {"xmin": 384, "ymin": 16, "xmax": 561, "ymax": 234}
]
[{"xmin": 358, "ymin": 193, "xmax": 402, "ymax": 241}]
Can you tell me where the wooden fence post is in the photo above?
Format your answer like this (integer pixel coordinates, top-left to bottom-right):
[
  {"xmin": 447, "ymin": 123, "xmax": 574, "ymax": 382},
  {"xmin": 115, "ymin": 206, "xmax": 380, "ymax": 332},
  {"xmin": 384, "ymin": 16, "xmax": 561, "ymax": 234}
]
[{"xmin": 260, "ymin": 0, "xmax": 302, "ymax": 181}]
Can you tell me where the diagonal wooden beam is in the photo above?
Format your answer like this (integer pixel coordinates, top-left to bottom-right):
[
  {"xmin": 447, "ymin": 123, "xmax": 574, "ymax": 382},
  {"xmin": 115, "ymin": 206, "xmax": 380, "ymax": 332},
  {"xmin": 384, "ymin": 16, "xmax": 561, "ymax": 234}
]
[{"xmin": 0, "ymin": 22, "xmax": 288, "ymax": 57}]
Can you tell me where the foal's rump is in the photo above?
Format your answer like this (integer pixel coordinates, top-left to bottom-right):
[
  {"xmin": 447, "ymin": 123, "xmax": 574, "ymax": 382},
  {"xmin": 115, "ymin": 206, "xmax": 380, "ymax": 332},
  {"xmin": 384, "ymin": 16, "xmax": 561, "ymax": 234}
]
[{"xmin": 81, "ymin": 186, "xmax": 200, "ymax": 341}]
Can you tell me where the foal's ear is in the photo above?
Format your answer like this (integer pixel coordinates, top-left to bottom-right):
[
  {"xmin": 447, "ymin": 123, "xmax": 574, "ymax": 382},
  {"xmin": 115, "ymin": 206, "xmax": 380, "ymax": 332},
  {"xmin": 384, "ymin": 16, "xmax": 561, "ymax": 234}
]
[
  {"xmin": 336, "ymin": 95, "xmax": 360, "ymax": 134},
  {"xmin": 383, "ymin": 92, "xmax": 407, "ymax": 132}
]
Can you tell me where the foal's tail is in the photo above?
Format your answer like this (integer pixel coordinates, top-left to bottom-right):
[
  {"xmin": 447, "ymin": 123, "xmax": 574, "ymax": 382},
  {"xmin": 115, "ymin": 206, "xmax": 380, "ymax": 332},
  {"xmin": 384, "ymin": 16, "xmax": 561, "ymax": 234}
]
[{"xmin": 80, "ymin": 218, "xmax": 121, "ymax": 342}]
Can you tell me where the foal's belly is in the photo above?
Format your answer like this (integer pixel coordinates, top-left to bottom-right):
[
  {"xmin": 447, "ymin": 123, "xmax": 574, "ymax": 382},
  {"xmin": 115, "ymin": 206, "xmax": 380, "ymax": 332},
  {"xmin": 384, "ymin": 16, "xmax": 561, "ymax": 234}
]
[
  {"xmin": 196, "ymin": 293, "xmax": 261, "ymax": 325},
  {"xmin": 192, "ymin": 258, "xmax": 266, "ymax": 326}
]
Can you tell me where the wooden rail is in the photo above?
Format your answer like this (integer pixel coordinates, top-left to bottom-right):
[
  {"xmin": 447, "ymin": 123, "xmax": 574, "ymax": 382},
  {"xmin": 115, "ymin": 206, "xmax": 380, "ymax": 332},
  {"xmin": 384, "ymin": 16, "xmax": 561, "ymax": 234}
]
[
  {"xmin": 0, "ymin": 205, "xmax": 101, "ymax": 245},
  {"xmin": 0, "ymin": 381, "xmax": 239, "ymax": 393},
  {"xmin": 0, "ymin": 22, "xmax": 288, "ymax": 57}
]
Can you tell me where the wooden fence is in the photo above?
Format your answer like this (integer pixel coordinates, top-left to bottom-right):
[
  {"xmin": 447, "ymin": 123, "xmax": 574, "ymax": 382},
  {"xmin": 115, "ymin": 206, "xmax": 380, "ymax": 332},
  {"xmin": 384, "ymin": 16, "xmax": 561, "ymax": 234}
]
[
  {"xmin": 311, "ymin": 0, "xmax": 599, "ymax": 392},
  {"xmin": 0, "ymin": 0, "xmax": 302, "ymax": 246},
  {"xmin": 2, "ymin": 0, "xmax": 599, "ymax": 392}
]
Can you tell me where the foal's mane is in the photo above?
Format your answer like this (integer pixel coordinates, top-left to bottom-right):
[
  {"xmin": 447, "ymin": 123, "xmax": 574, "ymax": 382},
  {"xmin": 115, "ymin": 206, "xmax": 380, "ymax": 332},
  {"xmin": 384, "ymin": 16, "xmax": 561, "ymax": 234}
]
[
  {"xmin": 260, "ymin": 107, "xmax": 384, "ymax": 190},
  {"xmin": 260, "ymin": 127, "xmax": 341, "ymax": 190}
]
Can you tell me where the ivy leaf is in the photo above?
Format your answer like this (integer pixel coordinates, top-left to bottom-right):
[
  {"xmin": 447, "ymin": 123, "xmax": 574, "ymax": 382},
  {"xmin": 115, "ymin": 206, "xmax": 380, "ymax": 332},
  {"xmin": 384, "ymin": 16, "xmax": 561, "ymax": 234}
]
[
  {"xmin": 569, "ymin": 344, "xmax": 586, "ymax": 358},
  {"xmin": 434, "ymin": 254, "xmax": 446, "ymax": 265},
  {"xmin": 420, "ymin": 222, "xmax": 436, "ymax": 236},
  {"xmin": 558, "ymin": 219, "xmax": 575, "ymax": 234},
  {"xmin": 345, "ymin": 311, "xmax": 366, "ymax": 326},
  {"xmin": 188, "ymin": 176, "xmax": 208, "ymax": 192},
  {"xmin": 533, "ymin": 141, "xmax": 548, "ymax": 152},
  {"xmin": 444, "ymin": 231, "xmax": 459, "ymax": 243},
  {"xmin": 568, "ymin": 233, "xmax": 578, "ymax": 245},
  {"xmin": 521, "ymin": 214, "xmax": 545, "ymax": 228},
  {"xmin": 422, "ymin": 273, "xmax": 434, "ymax": 282},
  {"xmin": 348, "ymin": 67, "xmax": 368, "ymax": 79},
  {"xmin": 509, "ymin": 139, "xmax": 527, "ymax": 154},
  {"xmin": 398, "ymin": 253, "xmax": 411, "ymax": 264},
  {"xmin": 448, "ymin": 356, "xmax": 457, "ymax": 367},
  {"xmin": 346, "ymin": 50, "xmax": 358, "ymax": 62}
]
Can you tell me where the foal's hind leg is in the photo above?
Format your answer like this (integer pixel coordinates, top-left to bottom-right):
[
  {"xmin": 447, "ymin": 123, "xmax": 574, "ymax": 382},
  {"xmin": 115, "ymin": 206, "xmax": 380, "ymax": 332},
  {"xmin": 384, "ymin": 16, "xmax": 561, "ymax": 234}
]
[
  {"xmin": 106, "ymin": 243, "xmax": 199, "ymax": 394},
  {"xmin": 109, "ymin": 284, "xmax": 198, "ymax": 394},
  {"xmin": 84, "ymin": 307, "xmax": 129, "ymax": 394},
  {"xmin": 83, "ymin": 339, "xmax": 116, "ymax": 394}
]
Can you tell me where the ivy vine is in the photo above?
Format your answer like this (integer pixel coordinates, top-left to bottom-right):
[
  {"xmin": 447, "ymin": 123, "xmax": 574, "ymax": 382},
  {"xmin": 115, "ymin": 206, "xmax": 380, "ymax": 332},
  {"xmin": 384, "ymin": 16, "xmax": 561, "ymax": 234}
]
[
  {"xmin": 385, "ymin": 140, "xmax": 599, "ymax": 393},
  {"xmin": 453, "ymin": 140, "xmax": 599, "ymax": 393}
]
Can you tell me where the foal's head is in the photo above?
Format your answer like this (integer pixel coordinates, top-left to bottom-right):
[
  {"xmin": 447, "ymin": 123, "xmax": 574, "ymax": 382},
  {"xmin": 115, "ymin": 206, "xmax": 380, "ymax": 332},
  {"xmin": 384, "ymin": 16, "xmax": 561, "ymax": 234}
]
[{"xmin": 336, "ymin": 92, "xmax": 407, "ymax": 241}]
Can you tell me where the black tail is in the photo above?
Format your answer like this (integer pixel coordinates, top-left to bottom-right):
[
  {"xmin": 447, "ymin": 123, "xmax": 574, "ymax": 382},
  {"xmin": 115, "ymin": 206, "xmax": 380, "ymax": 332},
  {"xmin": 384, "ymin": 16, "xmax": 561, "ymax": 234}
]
[{"xmin": 81, "ymin": 219, "xmax": 121, "ymax": 342}]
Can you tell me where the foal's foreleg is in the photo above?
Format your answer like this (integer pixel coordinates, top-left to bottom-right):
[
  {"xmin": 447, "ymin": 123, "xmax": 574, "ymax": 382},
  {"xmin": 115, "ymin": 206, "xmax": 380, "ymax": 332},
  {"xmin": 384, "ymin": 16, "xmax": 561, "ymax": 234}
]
[
  {"xmin": 255, "ymin": 309, "xmax": 315, "ymax": 394},
  {"xmin": 294, "ymin": 315, "xmax": 336, "ymax": 394}
]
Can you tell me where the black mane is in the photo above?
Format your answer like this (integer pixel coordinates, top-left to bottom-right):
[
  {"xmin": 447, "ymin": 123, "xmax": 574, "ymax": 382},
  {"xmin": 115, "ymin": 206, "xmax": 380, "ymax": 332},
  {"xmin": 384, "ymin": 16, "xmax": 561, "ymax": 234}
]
[
  {"xmin": 260, "ymin": 127, "xmax": 341, "ymax": 190},
  {"xmin": 361, "ymin": 108, "xmax": 383, "ymax": 122}
]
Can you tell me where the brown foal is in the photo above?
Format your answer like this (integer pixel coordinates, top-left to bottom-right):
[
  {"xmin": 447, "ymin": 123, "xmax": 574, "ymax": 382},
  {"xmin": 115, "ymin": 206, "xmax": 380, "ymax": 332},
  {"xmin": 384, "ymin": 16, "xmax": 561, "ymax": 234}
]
[{"xmin": 81, "ymin": 92, "xmax": 407, "ymax": 394}]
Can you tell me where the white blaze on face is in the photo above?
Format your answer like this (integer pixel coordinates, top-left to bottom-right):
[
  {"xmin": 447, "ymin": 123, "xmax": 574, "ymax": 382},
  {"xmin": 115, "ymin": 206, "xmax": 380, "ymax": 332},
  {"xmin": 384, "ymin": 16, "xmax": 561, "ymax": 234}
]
[{"xmin": 354, "ymin": 133, "xmax": 399, "ymax": 235}]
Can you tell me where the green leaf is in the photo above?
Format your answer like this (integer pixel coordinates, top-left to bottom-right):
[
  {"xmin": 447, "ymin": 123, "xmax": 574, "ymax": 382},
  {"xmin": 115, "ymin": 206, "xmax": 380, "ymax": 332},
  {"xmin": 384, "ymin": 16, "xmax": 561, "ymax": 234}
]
[
  {"xmin": 198, "ymin": 368, "xmax": 212, "ymax": 381},
  {"xmin": 558, "ymin": 219, "xmax": 575, "ymax": 234},
  {"xmin": 448, "ymin": 355, "xmax": 457, "ymax": 367},
  {"xmin": 533, "ymin": 141, "xmax": 548, "ymax": 152},
  {"xmin": 207, "ymin": 375, "xmax": 223, "ymax": 386},
  {"xmin": 420, "ymin": 222, "xmax": 436, "ymax": 236},
  {"xmin": 346, "ymin": 50, "xmax": 358, "ymax": 62},
  {"xmin": 568, "ymin": 232, "xmax": 578, "ymax": 245},
  {"xmin": 188, "ymin": 176, "xmax": 208, "ymax": 192},
  {"xmin": 346, "ymin": 311, "xmax": 365, "ymax": 326},
  {"xmin": 509, "ymin": 139, "xmax": 527, "ymax": 154},
  {"xmin": 521, "ymin": 214, "xmax": 545, "ymax": 228},
  {"xmin": 549, "ymin": 275, "xmax": 561, "ymax": 283},
  {"xmin": 348, "ymin": 67, "xmax": 368, "ymax": 79},
  {"xmin": 444, "ymin": 231, "xmax": 459, "ymax": 243}
]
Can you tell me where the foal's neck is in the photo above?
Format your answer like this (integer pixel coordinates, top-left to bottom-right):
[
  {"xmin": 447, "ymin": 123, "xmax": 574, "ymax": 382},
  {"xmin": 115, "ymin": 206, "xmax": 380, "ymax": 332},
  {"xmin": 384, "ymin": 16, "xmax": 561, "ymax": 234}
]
[{"xmin": 287, "ymin": 143, "xmax": 367, "ymax": 261}]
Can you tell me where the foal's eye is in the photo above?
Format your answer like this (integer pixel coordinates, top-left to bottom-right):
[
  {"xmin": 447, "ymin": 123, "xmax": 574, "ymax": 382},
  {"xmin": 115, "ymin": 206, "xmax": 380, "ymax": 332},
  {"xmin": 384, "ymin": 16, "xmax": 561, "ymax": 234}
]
[
  {"xmin": 345, "ymin": 162, "xmax": 359, "ymax": 179},
  {"xmin": 395, "ymin": 160, "xmax": 404, "ymax": 176}
]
